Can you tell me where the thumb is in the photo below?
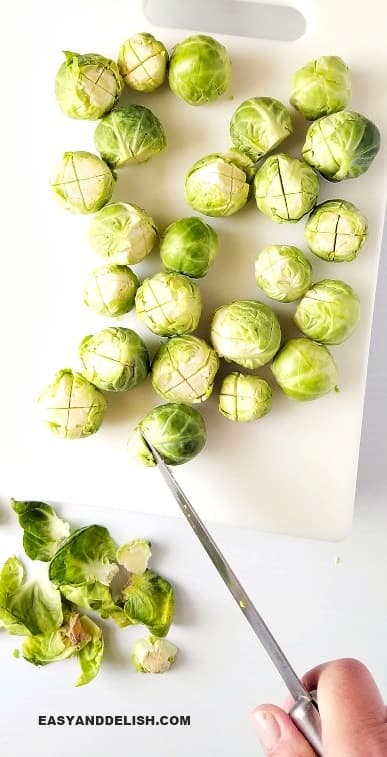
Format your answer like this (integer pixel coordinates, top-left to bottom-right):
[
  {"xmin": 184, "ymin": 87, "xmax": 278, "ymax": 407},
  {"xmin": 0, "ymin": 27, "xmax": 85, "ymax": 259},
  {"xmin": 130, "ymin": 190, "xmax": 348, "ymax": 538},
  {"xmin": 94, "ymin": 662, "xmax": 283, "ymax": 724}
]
[{"xmin": 252, "ymin": 705, "xmax": 316, "ymax": 756}]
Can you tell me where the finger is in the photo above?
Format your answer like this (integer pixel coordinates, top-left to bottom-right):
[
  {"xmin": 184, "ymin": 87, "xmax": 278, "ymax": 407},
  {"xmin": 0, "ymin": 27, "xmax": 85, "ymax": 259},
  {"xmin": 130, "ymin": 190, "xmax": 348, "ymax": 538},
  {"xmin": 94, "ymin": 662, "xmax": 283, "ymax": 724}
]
[
  {"xmin": 316, "ymin": 658, "xmax": 387, "ymax": 751},
  {"xmin": 252, "ymin": 704, "xmax": 316, "ymax": 756}
]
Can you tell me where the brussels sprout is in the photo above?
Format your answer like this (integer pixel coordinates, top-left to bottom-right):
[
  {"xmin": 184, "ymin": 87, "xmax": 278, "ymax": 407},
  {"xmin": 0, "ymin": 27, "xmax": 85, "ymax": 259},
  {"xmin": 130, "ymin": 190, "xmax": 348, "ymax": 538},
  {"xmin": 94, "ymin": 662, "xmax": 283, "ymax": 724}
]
[
  {"xmin": 118, "ymin": 33, "xmax": 168, "ymax": 92},
  {"xmin": 49, "ymin": 525, "xmax": 119, "ymax": 587},
  {"xmin": 302, "ymin": 111, "xmax": 380, "ymax": 181},
  {"xmin": 294, "ymin": 279, "xmax": 360, "ymax": 345},
  {"xmin": 132, "ymin": 636, "xmax": 177, "ymax": 673},
  {"xmin": 230, "ymin": 97, "xmax": 293, "ymax": 162},
  {"xmin": 211, "ymin": 300, "xmax": 281, "ymax": 369},
  {"xmin": 128, "ymin": 403, "xmax": 207, "ymax": 466},
  {"xmin": 83, "ymin": 265, "xmax": 139, "ymax": 317},
  {"xmin": 219, "ymin": 373, "xmax": 272, "ymax": 422},
  {"xmin": 11, "ymin": 499, "xmax": 70, "ymax": 562},
  {"xmin": 272, "ymin": 338, "xmax": 338, "ymax": 401},
  {"xmin": 290, "ymin": 56, "xmax": 351, "ymax": 121},
  {"xmin": 152, "ymin": 336, "xmax": 219, "ymax": 403},
  {"xmin": 51, "ymin": 151, "xmax": 114, "ymax": 214},
  {"xmin": 94, "ymin": 105, "xmax": 167, "ymax": 168},
  {"xmin": 121, "ymin": 569, "xmax": 174, "ymax": 637},
  {"xmin": 185, "ymin": 153, "xmax": 249, "ymax": 217},
  {"xmin": 59, "ymin": 582, "xmax": 129, "ymax": 628},
  {"xmin": 254, "ymin": 245, "xmax": 312, "ymax": 303},
  {"xmin": 116, "ymin": 540, "xmax": 151, "ymax": 575},
  {"xmin": 55, "ymin": 51, "xmax": 123, "ymax": 120},
  {"xmin": 79, "ymin": 327, "xmax": 150, "ymax": 392},
  {"xmin": 160, "ymin": 217, "xmax": 219, "ymax": 278},
  {"xmin": 88, "ymin": 202, "xmax": 158, "ymax": 265},
  {"xmin": 254, "ymin": 153, "xmax": 320, "ymax": 223},
  {"xmin": 38, "ymin": 369, "xmax": 107, "ymax": 440},
  {"xmin": 304, "ymin": 200, "xmax": 368, "ymax": 262},
  {"xmin": 135, "ymin": 272, "xmax": 202, "ymax": 337},
  {"xmin": 169, "ymin": 34, "xmax": 231, "ymax": 105}
]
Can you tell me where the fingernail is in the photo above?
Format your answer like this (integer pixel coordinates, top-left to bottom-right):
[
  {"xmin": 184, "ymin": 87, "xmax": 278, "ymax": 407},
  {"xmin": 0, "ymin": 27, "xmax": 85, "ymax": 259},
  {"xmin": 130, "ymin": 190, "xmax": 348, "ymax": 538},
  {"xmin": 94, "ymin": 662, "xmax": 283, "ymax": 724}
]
[{"xmin": 253, "ymin": 711, "xmax": 282, "ymax": 750}]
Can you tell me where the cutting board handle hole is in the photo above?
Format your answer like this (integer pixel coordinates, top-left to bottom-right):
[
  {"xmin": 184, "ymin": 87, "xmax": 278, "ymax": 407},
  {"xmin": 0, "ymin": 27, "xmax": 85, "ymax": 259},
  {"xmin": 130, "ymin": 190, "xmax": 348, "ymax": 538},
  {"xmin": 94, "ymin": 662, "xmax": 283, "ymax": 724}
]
[{"xmin": 143, "ymin": 0, "xmax": 305, "ymax": 41}]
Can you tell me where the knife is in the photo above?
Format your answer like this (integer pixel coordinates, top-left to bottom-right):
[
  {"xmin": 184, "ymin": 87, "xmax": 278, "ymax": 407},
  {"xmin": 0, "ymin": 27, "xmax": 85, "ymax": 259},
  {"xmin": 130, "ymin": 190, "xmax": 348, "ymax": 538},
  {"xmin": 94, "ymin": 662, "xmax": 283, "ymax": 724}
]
[{"xmin": 144, "ymin": 437, "xmax": 323, "ymax": 756}]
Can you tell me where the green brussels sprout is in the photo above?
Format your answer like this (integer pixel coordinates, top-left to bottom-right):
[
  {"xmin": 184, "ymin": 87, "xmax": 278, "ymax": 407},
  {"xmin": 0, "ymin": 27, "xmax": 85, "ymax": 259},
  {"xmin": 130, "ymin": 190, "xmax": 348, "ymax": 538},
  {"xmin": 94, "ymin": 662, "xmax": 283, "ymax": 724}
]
[
  {"xmin": 55, "ymin": 51, "xmax": 123, "ymax": 120},
  {"xmin": 254, "ymin": 153, "xmax": 320, "ymax": 223},
  {"xmin": 169, "ymin": 34, "xmax": 231, "ymax": 105},
  {"xmin": 160, "ymin": 217, "xmax": 219, "ymax": 278},
  {"xmin": 51, "ymin": 151, "xmax": 114, "ymax": 214},
  {"xmin": 151, "ymin": 336, "xmax": 219, "ymax": 403},
  {"xmin": 118, "ymin": 33, "xmax": 168, "ymax": 92},
  {"xmin": 116, "ymin": 540, "xmax": 151, "ymax": 575},
  {"xmin": 302, "ymin": 111, "xmax": 380, "ymax": 181},
  {"xmin": 128, "ymin": 402, "xmax": 207, "ymax": 466},
  {"xmin": 219, "ymin": 373, "xmax": 272, "ymax": 422},
  {"xmin": 49, "ymin": 525, "xmax": 118, "ymax": 587},
  {"xmin": 79, "ymin": 327, "xmax": 150, "ymax": 392},
  {"xmin": 185, "ymin": 153, "xmax": 249, "ymax": 217},
  {"xmin": 304, "ymin": 200, "xmax": 368, "ymax": 262},
  {"xmin": 88, "ymin": 202, "xmax": 158, "ymax": 265},
  {"xmin": 83, "ymin": 264, "xmax": 139, "ymax": 317},
  {"xmin": 271, "ymin": 338, "xmax": 338, "ymax": 401},
  {"xmin": 230, "ymin": 97, "xmax": 293, "ymax": 161},
  {"xmin": 211, "ymin": 300, "xmax": 281, "ymax": 369},
  {"xmin": 135, "ymin": 272, "xmax": 202, "ymax": 337},
  {"xmin": 38, "ymin": 369, "xmax": 107, "ymax": 439},
  {"xmin": 94, "ymin": 105, "xmax": 167, "ymax": 168},
  {"xmin": 132, "ymin": 636, "xmax": 177, "ymax": 673},
  {"xmin": 294, "ymin": 279, "xmax": 360, "ymax": 345},
  {"xmin": 290, "ymin": 56, "xmax": 351, "ymax": 121},
  {"xmin": 10, "ymin": 500, "xmax": 70, "ymax": 562},
  {"xmin": 255, "ymin": 245, "xmax": 312, "ymax": 303}
]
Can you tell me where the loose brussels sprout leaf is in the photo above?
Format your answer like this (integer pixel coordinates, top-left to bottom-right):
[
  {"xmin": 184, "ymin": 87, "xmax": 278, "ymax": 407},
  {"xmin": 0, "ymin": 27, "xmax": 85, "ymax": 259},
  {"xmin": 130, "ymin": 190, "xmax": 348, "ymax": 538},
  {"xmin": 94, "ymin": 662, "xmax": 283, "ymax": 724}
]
[
  {"xmin": 219, "ymin": 373, "xmax": 272, "ymax": 422},
  {"xmin": 116, "ymin": 540, "xmax": 151, "ymax": 575},
  {"xmin": 160, "ymin": 217, "xmax": 219, "ymax": 278},
  {"xmin": 51, "ymin": 151, "xmax": 114, "ymax": 214},
  {"xmin": 169, "ymin": 34, "xmax": 231, "ymax": 105},
  {"xmin": 6, "ymin": 580, "xmax": 63, "ymax": 636},
  {"xmin": 94, "ymin": 105, "xmax": 167, "ymax": 168},
  {"xmin": 83, "ymin": 264, "xmax": 139, "ymax": 317},
  {"xmin": 128, "ymin": 403, "xmax": 207, "ymax": 467},
  {"xmin": 151, "ymin": 336, "xmax": 219, "ymax": 403},
  {"xmin": 132, "ymin": 635, "xmax": 177, "ymax": 673},
  {"xmin": 211, "ymin": 300, "xmax": 281, "ymax": 369},
  {"xmin": 38, "ymin": 369, "xmax": 107, "ymax": 439},
  {"xmin": 230, "ymin": 97, "xmax": 293, "ymax": 161},
  {"xmin": 22, "ymin": 627, "xmax": 78, "ymax": 666},
  {"xmin": 135, "ymin": 272, "xmax": 202, "ymax": 337},
  {"xmin": 302, "ymin": 111, "xmax": 380, "ymax": 181},
  {"xmin": 118, "ymin": 33, "xmax": 168, "ymax": 92},
  {"xmin": 76, "ymin": 616, "xmax": 104, "ymax": 687},
  {"xmin": 79, "ymin": 327, "xmax": 150, "ymax": 392},
  {"xmin": 11, "ymin": 499, "xmax": 70, "ymax": 561},
  {"xmin": 122, "ymin": 570, "xmax": 174, "ymax": 637},
  {"xmin": 290, "ymin": 56, "xmax": 351, "ymax": 120},
  {"xmin": 304, "ymin": 200, "xmax": 368, "ymax": 262},
  {"xmin": 59, "ymin": 582, "xmax": 129, "ymax": 628},
  {"xmin": 55, "ymin": 51, "xmax": 123, "ymax": 120},
  {"xmin": 254, "ymin": 245, "xmax": 312, "ymax": 303},
  {"xmin": 0, "ymin": 557, "xmax": 30, "ymax": 635},
  {"xmin": 254, "ymin": 154, "xmax": 320, "ymax": 223},
  {"xmin": 271, "ymin": 338, "xmax": 338, "ymax": 401},
  {"xmin": 294, "ymin": 279, "xmax": 360, "ymax": 345},
  {"xmin": 185, "ymin": 153, "xmax": 249, "ymax": 217},
  {"xmin": 88, "ymin": 202, "xmax": 158, "ymax": 265},
  {"xmin": 49, "ymin": 525, "xmax": 119, "ymax": 587}
]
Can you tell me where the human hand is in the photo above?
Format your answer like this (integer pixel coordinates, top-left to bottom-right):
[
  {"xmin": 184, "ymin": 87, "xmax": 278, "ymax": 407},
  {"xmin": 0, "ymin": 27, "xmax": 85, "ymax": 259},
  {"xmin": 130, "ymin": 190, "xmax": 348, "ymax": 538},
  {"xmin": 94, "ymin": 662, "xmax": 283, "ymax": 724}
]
[{"xmin": 252, "ymin": 658, "xmax": 387, "ymax": 756}]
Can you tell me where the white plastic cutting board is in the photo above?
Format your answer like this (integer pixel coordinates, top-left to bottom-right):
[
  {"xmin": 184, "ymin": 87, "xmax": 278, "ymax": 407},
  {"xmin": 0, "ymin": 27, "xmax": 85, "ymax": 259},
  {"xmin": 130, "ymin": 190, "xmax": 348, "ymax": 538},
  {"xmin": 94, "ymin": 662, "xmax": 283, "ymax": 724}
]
[{"xmin": 1, "ymin": 0, "xmax": 386, "ymax": 540}]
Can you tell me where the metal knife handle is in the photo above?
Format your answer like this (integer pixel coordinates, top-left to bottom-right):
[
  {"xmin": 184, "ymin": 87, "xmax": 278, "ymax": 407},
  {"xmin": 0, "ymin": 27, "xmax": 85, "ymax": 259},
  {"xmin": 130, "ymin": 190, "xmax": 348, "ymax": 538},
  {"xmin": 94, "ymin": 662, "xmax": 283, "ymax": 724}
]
[{"xmin": 289, "ymin": 696, "xmax": 323, "ymax": 756}]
